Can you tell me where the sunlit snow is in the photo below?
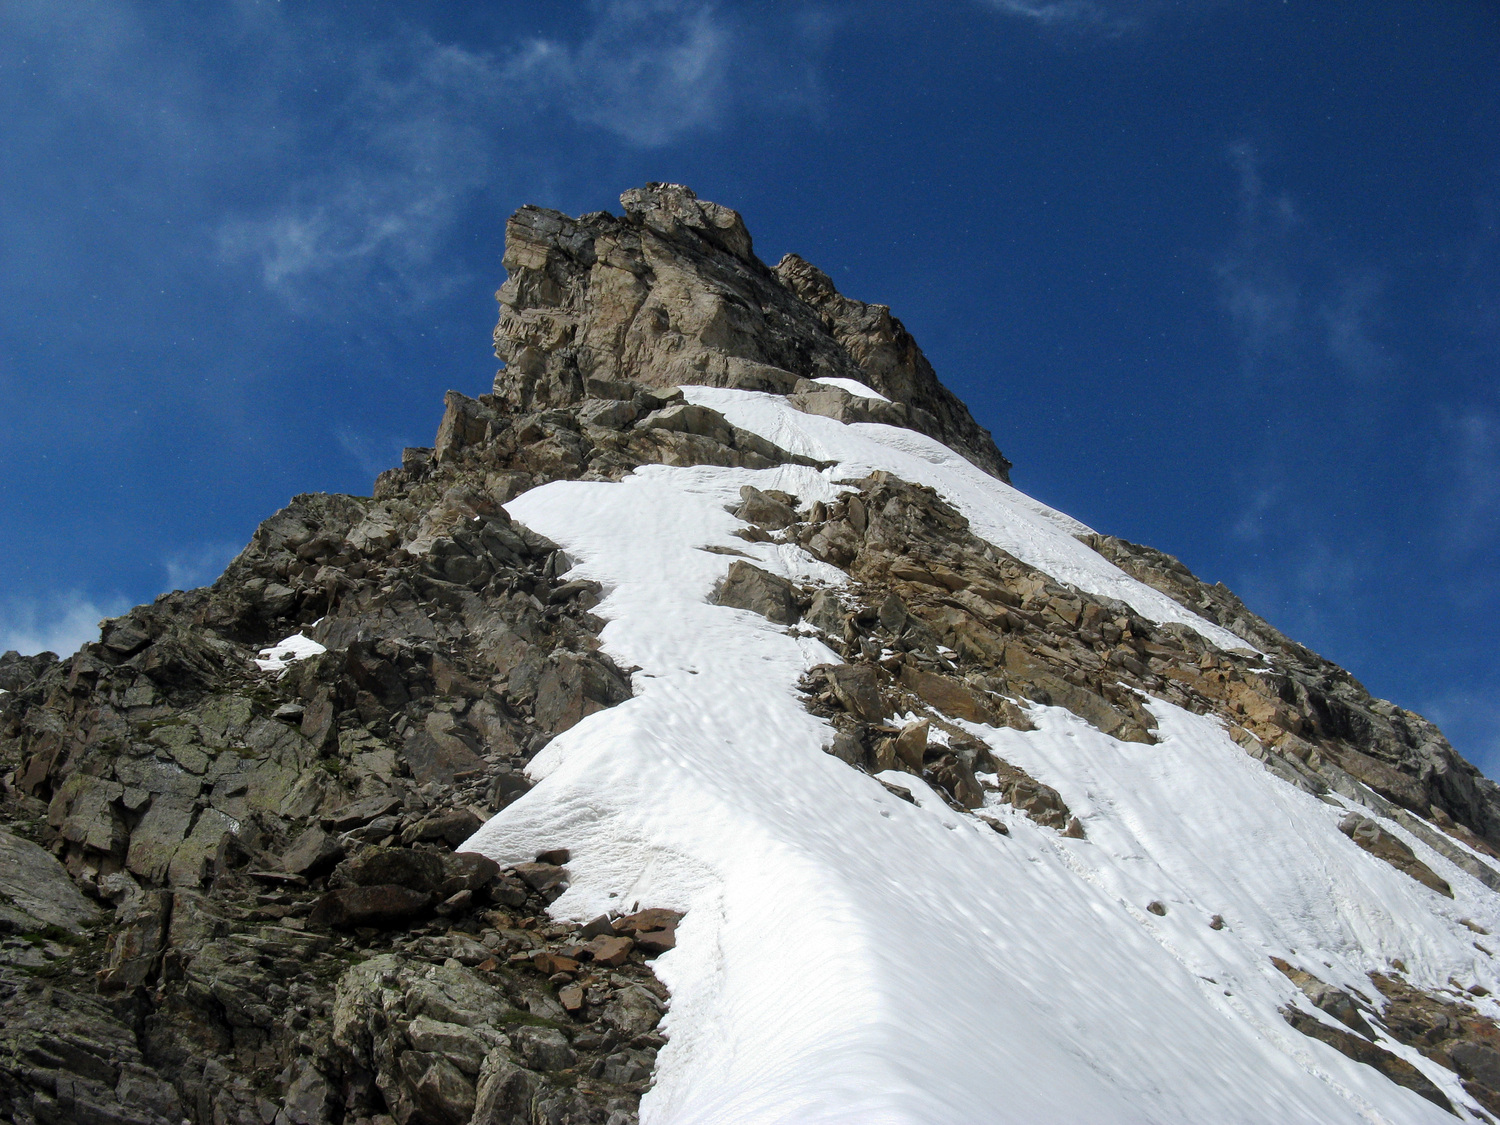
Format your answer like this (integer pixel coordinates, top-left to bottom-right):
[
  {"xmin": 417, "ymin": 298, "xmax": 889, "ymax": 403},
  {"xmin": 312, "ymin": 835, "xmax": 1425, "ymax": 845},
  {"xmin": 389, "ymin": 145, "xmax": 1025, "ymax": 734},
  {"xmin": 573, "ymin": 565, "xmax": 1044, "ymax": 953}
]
[
  {"xmin": 811, "ymin": 376, "xmax": 891, "ymax": 402},
  {"xmin": 465, "ymin": 391, "xmax": 1494, "ymax": 1123},
  {"xmin": 254, "ymin": 632, "xmax": 326, "ymax": 674}
]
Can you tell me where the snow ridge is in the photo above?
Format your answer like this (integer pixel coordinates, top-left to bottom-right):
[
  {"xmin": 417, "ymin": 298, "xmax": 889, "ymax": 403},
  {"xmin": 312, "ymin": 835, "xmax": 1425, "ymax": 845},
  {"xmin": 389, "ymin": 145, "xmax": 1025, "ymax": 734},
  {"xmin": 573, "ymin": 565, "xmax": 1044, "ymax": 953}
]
[{"xmin": 465, "ymin": 391, "xmax": 1495, "ymax": 1123}]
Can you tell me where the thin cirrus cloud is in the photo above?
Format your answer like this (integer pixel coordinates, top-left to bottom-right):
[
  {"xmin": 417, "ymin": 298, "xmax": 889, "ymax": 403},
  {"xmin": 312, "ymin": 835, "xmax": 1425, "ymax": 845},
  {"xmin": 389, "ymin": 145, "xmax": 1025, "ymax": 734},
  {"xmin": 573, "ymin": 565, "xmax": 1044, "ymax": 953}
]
[
  {"xmin": 1215, "ymin": 143, "xmax": 1302, "ymax": 375},
  {"xmin": 1441, "ymin": 409, "xmax": 1500, "ymax": 557},
  {"xmin": 1215, "ymin": 142, "xmax": 1398, "ymax": 385},
  {"xmin": 504, "ymin": 1, "xmax": 733, "ymax": 147},
  {"xmin": 1319, "ymin": 272, "xmax": 1396, "ymax": 383},
  {"xmin": 970, "ymin": 0, "xmax": 1191, "ymax": 33},
  {"xmin": 216, "ymin": 1, "xmax": 811, "ymax": 307}
]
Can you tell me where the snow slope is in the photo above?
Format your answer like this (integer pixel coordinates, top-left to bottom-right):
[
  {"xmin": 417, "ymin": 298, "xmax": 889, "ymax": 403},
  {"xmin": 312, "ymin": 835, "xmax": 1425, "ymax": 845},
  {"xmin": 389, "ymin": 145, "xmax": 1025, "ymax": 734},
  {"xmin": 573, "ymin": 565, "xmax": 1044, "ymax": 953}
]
[
  {"xmin": 465, "ymin": 388, "xmax": 1499, "ymax": 1123},
  {"xmin": 685, "ymin": 384, "xmax": 1253, "ymax": 655}
]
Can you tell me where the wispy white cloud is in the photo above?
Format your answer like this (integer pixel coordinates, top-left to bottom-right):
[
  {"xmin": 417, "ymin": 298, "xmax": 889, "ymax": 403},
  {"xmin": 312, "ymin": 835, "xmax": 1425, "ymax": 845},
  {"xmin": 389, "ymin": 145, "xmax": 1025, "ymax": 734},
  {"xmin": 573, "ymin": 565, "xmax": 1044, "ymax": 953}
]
[
  {"xmin": 217, "ymin": 173, "xmax": 477, "ymax": 309},
  {"xmin": 336, "ymin": 427, "xmax": 409, "ymax": 482},
  {"xmin": 1320, "ymin": 272, "xmax": 1395, "ymax": 382},
  {"xmin": 212, "ymin": 1, "xmax": 817, "ymax": 307},
  {"xmin": 1215, "ymin": 142, "xmax": 1399, "ymax": 385},
  {"xmin": 1229, "ymin": 482, "xmax": 1278, "ymax": 543},
  {"xmin": 970, "ymin": 0, "xmax": 1204, "ymax": 33},
  {"xmin": 1215, "ymin": 143, "xmax": 1302, "ymax": 374},
  {"xmin": 0, "ymin": 591, "xmax": 130, "ymax": 658},
  {"xmin": 976, "ymin": 0, "xmax": 1117, "ymax": 27},
  {"xmin": 506, "ymin": 1, "xmax": 733, "ymax": 146},
  {"xmin": 163, "ymin": 541, "xmax": 241, "ymax": 591},
  {"xmin": 1439, "ymin": 408, "xmax": 1500, "ymax": 556},
  {"xmin": 11, "ymin": 0, "xmax": 829, "ymax": 309}
]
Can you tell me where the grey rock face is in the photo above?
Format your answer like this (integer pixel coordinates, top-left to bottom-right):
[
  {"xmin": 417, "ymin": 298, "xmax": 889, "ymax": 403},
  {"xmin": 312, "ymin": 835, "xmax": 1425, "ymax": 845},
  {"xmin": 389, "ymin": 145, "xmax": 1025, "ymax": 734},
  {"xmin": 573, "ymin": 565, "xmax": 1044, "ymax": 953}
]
[
  {"xmin": 0, "ymin": 827, "xmax": 100, "ymax": 934},
  {"xmin": 0, "ymin": 966, "xmax": 184, "ymax": 1125}
]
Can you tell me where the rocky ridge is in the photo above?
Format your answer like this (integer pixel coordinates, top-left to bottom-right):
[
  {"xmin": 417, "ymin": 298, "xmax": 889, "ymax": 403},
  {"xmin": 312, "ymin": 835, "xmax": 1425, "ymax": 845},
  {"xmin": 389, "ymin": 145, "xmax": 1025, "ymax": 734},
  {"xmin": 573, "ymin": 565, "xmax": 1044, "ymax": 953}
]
[{"xmin": 2, "ymin": 183, "xmax": 1500, "ymax": 1122}]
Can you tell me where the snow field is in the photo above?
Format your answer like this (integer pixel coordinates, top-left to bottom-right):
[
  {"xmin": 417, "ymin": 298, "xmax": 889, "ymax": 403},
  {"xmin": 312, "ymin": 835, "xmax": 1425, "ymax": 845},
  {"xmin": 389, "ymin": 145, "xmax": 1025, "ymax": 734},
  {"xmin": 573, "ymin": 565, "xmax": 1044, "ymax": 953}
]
[{"xmin": 464, "ymin": 392, "xmax": 1499, "ymax": 1122}]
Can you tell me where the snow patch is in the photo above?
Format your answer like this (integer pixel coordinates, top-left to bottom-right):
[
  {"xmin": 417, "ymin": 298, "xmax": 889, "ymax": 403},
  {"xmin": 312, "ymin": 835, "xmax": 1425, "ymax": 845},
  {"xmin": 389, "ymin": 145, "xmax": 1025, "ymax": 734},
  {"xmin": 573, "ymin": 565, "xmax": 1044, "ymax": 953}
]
[
  {"xmin": 254, "ymin": 633, "xmax": 326, "ymax": 675},
  {"xmin": 812, "ymin": 376, "xmax": 891, "ymax": 402}
]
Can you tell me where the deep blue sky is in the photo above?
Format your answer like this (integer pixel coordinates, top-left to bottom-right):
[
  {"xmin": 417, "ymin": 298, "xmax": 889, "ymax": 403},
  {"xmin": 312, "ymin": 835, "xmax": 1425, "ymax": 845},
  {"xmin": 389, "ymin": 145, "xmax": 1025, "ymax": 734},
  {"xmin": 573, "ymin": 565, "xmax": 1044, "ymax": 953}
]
[{"xmin": 3, "ymin": 1, "xmax": 1497, "ymax": 771}]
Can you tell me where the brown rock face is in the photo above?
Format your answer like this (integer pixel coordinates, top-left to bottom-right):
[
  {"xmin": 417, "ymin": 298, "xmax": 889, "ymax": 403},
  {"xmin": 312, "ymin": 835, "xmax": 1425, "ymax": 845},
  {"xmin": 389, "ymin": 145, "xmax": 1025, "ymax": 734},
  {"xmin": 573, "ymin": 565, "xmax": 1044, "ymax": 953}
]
[
  {"xmin": 1339, "ymin": 813, "xmax": 1453, "ymax": 897},
  {"xmin": 493, "ymin": 183, "xmax": 1010, "ymax": 480}
]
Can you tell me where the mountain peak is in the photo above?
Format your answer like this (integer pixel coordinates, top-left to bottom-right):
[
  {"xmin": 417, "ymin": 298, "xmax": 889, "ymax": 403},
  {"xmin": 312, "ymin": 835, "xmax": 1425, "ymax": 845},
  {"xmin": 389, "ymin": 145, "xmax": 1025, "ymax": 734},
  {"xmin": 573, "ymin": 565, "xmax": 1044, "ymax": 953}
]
[
  {"xmin": 494, "ymin": 185, "xmax": 1013, "ymax": 480},
  {"xmin": 4, "ymin": 186, "xmax": 1499, "ymax": 1125}
]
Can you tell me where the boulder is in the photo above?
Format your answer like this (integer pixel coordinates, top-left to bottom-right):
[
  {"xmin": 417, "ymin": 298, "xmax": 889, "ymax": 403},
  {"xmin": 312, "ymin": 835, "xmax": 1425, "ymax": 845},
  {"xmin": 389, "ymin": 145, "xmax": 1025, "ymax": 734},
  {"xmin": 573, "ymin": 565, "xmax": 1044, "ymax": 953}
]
[
  {"xmin": 635, "ymin": 928, "xmax": 677, "ymax": 955},
  {"xmin": 471, "ymin": 1049, "xmax": 540, "ymax": 1125},
  {"xmin": 827, "ymin": 728, "xmax": 865, "ymax": 766},
  {"xmin": 530, "ymin": 651, "xmax": 631, "ymax": 734},
  {"xmin": 399, "ymin": 1050, "xmax": 477, "ymax": 1125},
  {"xmin": 602, "ymin": 984, "xmax": 665, "ymax": 1039},
  {"xmin": 1339, "ymin": 813, "xmax": 1453, "ymax": 897},
  {"xmin": 892, "ymin": 720, "xmax": 928, "ymax": 772},
  {"xmin": 531, "ymin": 950, "xmax": 581, "ymax": 976},
  {"xmin": 333, "ymin": 846, "xmax": 445, "ymax": 894},
  {"xmin": 513, "ymin": 1026, "xmax": 577, "ymax": 1072},
  {"xmin": 734, "ymin": 486, "xmax": 797, "ymax": 529},
  {"xmin": 439, "ymin": 852, "xmax": 501, "ymax": 897},
  {"xmin": 322, "ymin": 794, "xmax": 404, "ymax": 831},
  {"xmin": 640, "ymin": 402, "xmax": 736, "ymax": 446},
  {"xmin": 825, "ymin": 664, "xmax": 888, "ymax": 724},
  {"xmin": 408, "ymin": 1016, "xmax": 493, "ymax": 1076},
  {"xmin": 402, "ymin": 808, "xmax": 484, "ymax": 847},
  {"xmin": 584, "ymin": 935, "xmax": 634, "ymax": 967},
  {"xmin": 307, "ymin": 885, "xmax": 434, "ymax": 928},
  {"xmin": 0, "ymin": 827, "xmax": 101, "ymax": 934},
  {"xmin": 899, "ymin": 665, "xmax": 998, "ymax": 725},
  {"xmin": 987, "ymin": 760, "xmax": 1073, "ymax": 831},
  {"xmin": 927, "ymin": 753, "xmax": 984, "ymax": 809},
  {"xmin": 281, "ymin": 825, "xmax": 345, "ymax": 876},
  {"xmin": 614, "ymin": 908, "xmax": 684, "ymax": 934},
  {"xmin": 578, "ymin": 397, "xmax": 639, "ymax": 430},
  {"xmin": 99, "ymin": 890, "xmax": 170, "ymax": 991},
  {"xmin": 713, "ymin": 561, "xmax": 799, "ymax": 626},
  {"xmin": 805, "ymin": 590, "xmax": 847, "ymax": 636},
  {"xmin": 404, "ymin": 711, "xmax": 486, "ymax": 786},
  {"xmin": 511, "ymin": 861, "xmax": 568, "ymax": 892}
]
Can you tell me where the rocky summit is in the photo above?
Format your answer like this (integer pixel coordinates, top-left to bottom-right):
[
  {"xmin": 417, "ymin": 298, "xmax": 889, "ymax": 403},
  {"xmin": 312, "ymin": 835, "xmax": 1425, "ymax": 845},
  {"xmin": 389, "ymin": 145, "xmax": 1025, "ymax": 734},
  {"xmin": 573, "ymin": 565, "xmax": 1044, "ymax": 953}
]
[{"xmin": 3, "ymin": 184, "xmax": 1500, "ymax": 1125}]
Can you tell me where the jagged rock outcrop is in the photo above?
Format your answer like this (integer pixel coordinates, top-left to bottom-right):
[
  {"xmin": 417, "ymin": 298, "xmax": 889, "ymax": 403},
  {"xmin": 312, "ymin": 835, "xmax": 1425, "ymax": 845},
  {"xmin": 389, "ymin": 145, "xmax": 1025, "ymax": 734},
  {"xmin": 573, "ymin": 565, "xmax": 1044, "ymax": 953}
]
[
  {"xmin": 2, "ymin": 183, "xmax": 1498, "ymax": 1122},
  {"xmin": 492, "ymin": 182, "xmax": 1010, "ymax": 480}
]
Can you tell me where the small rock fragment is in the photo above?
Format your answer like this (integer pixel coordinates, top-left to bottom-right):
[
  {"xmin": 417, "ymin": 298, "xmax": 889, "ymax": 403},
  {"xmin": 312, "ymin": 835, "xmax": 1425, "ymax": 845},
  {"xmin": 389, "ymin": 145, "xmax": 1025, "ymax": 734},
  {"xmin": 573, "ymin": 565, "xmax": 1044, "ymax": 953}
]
[{"xmin": 585, "ymin": 935, "xmax": 634, "ymax": 967}]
